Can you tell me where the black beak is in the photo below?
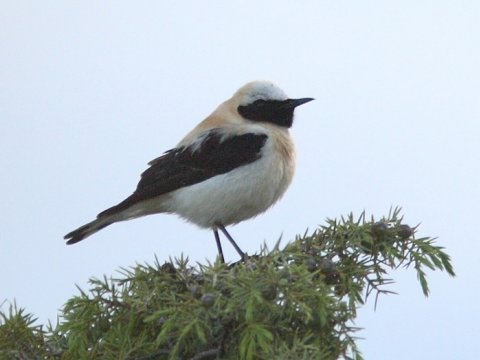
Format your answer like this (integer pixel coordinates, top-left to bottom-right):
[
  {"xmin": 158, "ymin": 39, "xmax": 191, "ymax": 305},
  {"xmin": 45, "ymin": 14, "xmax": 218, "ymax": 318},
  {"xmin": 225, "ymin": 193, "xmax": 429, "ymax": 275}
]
[{"xmin": 281, "ymin": 97, "xmax": 315, "ymax": 109}]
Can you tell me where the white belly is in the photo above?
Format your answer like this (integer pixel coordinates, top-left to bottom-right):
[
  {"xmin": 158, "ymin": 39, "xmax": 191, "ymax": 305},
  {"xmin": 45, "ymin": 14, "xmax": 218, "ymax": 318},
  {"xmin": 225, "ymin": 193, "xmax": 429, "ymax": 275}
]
[
  {"xmin": 164, "ymin": 148, "xmax": 294, "ymax": 228},
  {"xmin": 118, "ymin": 127, "xmax": 295, "ymax": 229}
]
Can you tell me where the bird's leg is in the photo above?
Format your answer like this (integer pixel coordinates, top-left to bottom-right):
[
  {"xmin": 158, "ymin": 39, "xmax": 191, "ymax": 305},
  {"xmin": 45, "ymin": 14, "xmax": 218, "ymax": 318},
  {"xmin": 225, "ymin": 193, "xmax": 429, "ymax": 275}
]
[
  {"xmin": 213, "ymin": 229, "xmax": 225, "ymax": 263},
  {"xmin": 217, "ymin": 223, "xmax": 246, "ymax": 261}
]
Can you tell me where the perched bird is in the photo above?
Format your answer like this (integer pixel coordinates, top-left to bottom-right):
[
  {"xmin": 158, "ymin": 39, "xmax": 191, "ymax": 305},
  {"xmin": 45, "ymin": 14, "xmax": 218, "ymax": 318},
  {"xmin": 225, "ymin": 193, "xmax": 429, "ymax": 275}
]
[{"xmin": 64, "ymin": 81, "xmax": 313, "ymax": 262}]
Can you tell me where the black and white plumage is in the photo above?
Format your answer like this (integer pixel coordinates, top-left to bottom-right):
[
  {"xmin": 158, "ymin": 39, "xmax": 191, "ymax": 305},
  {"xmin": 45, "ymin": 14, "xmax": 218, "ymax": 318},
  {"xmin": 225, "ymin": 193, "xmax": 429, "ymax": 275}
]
[{"xmin": 64, "ymin": 81, "xmax": 313, "ymax": 261}]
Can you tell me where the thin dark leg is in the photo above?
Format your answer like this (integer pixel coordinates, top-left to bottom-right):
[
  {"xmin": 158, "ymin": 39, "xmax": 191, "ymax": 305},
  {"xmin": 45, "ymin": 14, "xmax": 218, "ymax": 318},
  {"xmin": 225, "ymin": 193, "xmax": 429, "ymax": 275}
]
[
  {"xmin": 213, "ymin": 229, "xmax": 225, "ymax": 263},
  {"xmin": 217, "ymin": 224, "xmax": 246, "ymax": 260}
]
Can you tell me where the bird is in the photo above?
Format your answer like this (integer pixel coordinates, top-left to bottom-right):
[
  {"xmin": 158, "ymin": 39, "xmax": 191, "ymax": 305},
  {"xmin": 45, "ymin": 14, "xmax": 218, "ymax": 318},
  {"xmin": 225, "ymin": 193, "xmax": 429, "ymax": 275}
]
[{"xmin": 64, "ymin": 80, "xmax": 313, "ymax": 262}]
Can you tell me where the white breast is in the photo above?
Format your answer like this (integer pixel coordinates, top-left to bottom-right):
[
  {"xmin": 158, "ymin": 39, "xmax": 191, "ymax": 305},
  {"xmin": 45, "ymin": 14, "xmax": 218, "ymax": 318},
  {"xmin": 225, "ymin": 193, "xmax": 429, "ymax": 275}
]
[{"xmin": 164, "ymin": 128, "xmax": 295, "ymax": 228}]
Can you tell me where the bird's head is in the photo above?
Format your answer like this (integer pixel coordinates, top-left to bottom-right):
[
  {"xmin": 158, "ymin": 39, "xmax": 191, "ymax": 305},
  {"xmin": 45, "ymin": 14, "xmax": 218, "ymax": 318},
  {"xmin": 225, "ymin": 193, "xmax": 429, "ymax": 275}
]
[{"xmin": 233, "ymin": 81, "xmax": 313, "ymax": 128}]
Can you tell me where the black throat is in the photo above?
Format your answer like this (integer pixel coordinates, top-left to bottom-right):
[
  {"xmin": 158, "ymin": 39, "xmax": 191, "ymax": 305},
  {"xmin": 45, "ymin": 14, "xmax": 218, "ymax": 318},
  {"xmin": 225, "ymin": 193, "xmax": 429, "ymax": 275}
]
[{"xmin": 237, "ymin": 99, "xmax": 295, "ymax": 128}]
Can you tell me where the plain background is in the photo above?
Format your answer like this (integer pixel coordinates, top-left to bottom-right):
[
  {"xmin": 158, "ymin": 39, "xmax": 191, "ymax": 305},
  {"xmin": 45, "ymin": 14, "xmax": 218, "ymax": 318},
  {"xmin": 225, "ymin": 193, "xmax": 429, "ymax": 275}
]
[{"xmin": 1, "ymin": 2, "xmax": 479, "ymax": 358}]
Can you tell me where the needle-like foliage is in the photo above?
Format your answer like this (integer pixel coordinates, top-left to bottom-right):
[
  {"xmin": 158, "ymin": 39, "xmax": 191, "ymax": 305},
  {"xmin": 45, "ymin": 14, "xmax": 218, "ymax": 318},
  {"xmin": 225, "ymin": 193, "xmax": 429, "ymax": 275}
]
[{"xmin": 0, "ymin": 209, "xmax": 455, "ymax": 359}]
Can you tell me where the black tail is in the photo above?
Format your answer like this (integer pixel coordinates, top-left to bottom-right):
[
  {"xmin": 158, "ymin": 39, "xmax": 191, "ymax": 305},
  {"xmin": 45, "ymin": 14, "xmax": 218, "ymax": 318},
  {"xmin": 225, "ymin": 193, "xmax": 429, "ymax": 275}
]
[{"xmin": 64, "ymin": 217, "xmax": 114, "ymax": 245}]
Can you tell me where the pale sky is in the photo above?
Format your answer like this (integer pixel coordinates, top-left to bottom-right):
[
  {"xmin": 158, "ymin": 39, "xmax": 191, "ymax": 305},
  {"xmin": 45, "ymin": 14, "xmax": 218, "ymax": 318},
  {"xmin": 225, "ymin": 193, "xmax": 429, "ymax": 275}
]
[{"xmin": 1, "ymin": 1, "xmax": 479, "ymax": 359}]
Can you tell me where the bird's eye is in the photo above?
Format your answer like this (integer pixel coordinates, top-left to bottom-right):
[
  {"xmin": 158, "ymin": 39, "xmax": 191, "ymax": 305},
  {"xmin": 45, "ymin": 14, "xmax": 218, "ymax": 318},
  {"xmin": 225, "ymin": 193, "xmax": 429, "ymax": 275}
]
[{"xmin": 254, "ymin": 100, "xmax": 266, "ymax": 108}]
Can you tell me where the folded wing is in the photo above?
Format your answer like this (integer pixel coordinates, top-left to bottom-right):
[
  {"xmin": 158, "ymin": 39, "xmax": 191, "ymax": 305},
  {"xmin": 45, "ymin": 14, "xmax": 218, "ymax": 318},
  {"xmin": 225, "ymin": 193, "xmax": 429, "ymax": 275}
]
[{"xmin": 98, "ymin": 129, "xmax": 268, "ymax": 218}]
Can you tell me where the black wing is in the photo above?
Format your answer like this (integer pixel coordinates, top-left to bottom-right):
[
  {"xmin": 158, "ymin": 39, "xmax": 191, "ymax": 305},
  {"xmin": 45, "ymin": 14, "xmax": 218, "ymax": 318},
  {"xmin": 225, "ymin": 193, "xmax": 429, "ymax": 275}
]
[{"xmin": 98, "ymin": 130, "xmax": 268, "ymax": 217}]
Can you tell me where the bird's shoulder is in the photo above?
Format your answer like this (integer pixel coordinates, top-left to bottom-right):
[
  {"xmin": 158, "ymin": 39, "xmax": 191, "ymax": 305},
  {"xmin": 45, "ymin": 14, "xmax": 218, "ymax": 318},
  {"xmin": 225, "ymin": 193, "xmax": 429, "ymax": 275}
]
[{"xmin": 146, "ymin": 126, "xmax": 268, "ymax": 171}]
